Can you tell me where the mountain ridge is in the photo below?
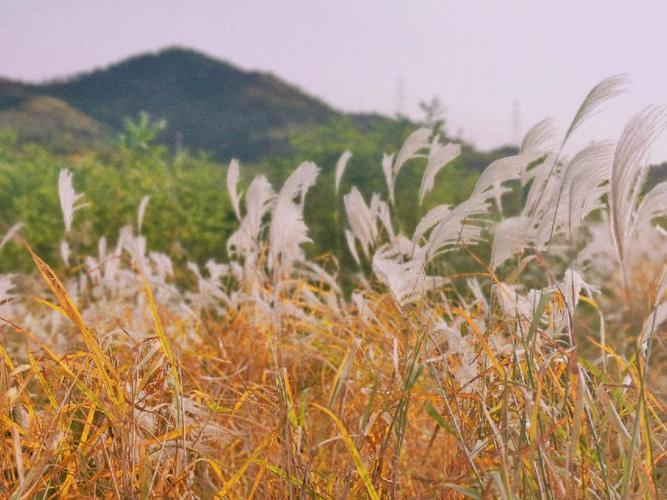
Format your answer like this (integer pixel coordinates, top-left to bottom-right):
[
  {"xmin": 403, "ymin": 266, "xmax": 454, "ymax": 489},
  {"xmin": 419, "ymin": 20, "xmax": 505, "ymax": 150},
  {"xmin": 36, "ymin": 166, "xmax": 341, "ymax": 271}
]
[
  {"xmin": 0, "ymin": 47, "xmax": 359, "ymax": 159},
  {"xmin": 0, "ymin": 47, "xmax": 517, "ymax": 170}
]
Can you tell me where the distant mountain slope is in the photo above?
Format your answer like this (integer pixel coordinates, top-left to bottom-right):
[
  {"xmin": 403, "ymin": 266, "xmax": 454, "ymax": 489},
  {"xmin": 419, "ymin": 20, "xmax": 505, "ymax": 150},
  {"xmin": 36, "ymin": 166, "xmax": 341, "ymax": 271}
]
[
  {"xmin": 0, "ymin": 47, "xmax": 510, "ymax": 165},
  {"xmin": 34, "ymin": 47, "xmax": 341, "ymax": 160},
  {"xmin": 0, "ymin": 93, "xmax": 108, "ymax": 152},
  {"xmin": 0, "ymin": 48, "xmax": 354, "ymax": 160}
]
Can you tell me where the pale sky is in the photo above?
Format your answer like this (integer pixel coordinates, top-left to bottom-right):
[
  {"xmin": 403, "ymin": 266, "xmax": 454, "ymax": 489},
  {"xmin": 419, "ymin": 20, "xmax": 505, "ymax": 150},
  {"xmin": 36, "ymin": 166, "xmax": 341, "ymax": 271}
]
[{"xmin": 3, "ymin": 1, "xmax": 667, "ymax": 160}]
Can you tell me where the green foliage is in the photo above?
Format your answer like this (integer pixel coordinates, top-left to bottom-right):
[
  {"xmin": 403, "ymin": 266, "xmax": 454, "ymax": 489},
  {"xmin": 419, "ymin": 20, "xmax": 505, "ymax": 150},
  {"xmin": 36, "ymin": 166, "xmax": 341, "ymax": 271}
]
[
  {"xmin": 1, "ymin": 48, "xmax": 434, "ymax": 165},
  {"xmin": 0, "ymin": 94, "xmax": 107, "ymax": 153},
  {"xmin": 0, "ymin": 116, "xmax": 480, "ymax": 276},
  {"xmin": 0, "ymin": 135, "xmax": 235, "ymax": 272},
  {"xmin": 39, "ymin": 47, "xmax": 339, "ymax": 161},
  {"xmin": 117, "ymin": 112, "xmax": 166, "ymax": 153},
  {"xmin": 257, "ymin": 117, "xmax": 478, "ymax": 264}
]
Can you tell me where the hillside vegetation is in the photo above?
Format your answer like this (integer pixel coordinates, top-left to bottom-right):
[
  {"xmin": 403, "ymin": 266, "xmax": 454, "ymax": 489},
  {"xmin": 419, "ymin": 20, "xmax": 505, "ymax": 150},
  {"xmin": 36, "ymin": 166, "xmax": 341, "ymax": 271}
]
[
  {"xmin": 1, "ymin": 47, "xmax": 515, "ymax": 166},
  {"xmin": 0, "ymin": 95, "xmax": 107, "ymax": 152},
  {"xmin": 0, "ymin": 115, "xmax": 481, "ymax": 276},
  {"xmin": 2, "ymin": 47, "xmax": 375, "ymax": 160},
  {"xmin": 1, "ymin": 76, "xmax": 667, "ymax": 497}
]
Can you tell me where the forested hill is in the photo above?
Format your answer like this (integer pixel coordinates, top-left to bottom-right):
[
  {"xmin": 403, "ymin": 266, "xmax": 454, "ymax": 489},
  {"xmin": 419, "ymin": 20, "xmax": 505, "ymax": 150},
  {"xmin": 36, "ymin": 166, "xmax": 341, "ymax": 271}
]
[{"xmin": 0, "ymin": 47, "xmax": 406, "ymax": 160}]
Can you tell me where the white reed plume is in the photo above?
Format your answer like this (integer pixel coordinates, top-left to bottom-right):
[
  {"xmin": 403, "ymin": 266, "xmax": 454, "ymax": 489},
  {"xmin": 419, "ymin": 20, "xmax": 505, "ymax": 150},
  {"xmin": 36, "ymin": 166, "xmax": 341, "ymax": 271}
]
[
  {"xmin": 0, "ymin": 223, "xmax": 23, "ymax": 248},
  {"xmin": 227, "ymin": 159, "xmax": 242, "ymax": 221},
  {"xmin": 137, "ymin": 195, "xmax": 150, "ymax": 233},
  {"xmin": 609, "ymin": 106, "xmax": 667, "ymax": 282},
  {"xmin": 269, "ymin": 161, "xmax": 320, "ymax": 270},
  {"xmin": 335, "ymin": 150, "xmax": 352, "ymax": 195},
  {"xmin": 58, "ymin": 169, "xmax": 85, "ymax": 234},
  {"xmin": 419, "ymin": 138, "xmax": 460, "ymax": 205},
  {"xmin": 382, "ymin": 128, "xmax": 431, "ymax": 204}
]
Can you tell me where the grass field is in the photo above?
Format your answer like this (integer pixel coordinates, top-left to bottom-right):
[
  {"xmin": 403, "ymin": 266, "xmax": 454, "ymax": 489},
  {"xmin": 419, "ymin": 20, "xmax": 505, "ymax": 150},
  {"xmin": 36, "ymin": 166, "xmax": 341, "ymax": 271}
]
[{"xmin": 1, "ymin": 76, "xmax": 667, "ymax": 498}]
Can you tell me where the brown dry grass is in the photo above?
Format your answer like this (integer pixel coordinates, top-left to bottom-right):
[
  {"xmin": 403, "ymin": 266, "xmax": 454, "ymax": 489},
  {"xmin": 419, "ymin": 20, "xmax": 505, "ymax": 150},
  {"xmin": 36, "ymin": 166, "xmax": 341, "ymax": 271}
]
[{"xmin": 1, "ymin": 248, "xmax": 665, "ymax": 499}]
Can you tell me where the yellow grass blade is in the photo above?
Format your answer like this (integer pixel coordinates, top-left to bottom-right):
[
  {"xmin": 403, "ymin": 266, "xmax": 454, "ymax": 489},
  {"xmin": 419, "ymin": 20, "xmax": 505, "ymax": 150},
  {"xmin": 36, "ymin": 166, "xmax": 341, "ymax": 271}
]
[
  {"xmin": 143, "ymin": 277, "xmax": 182, "ymax": 396},
  {"xmin": 311, "ymin": 403, "xmax": 380, "ymax": 500},
  {"xmin": 25, "ymin": 242, "xmax": 122, "ymax": 407},
  {"xmin": 215, "ymin": 431, "xmax": 276, "ymax": 498},
  {"xmin": 453, "ymin": 307, "xmax": 504, "ymax": 374},
  {"xmin": 27, "ymin": 350, "xmax": 57, "ymax": 409}
]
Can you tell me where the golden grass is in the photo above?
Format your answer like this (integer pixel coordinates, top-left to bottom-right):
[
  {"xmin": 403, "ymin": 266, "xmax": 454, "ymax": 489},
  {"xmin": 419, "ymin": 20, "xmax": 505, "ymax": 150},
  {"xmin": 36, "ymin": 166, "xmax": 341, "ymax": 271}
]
[{"xmin": 1, "ymin": 250, "xmax": 665, "ymax": 498}]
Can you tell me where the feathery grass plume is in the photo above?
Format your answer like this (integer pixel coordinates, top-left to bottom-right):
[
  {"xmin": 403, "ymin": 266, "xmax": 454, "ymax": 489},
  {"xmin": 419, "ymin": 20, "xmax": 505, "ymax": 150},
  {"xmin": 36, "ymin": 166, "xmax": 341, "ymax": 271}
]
[
  {"xmin": 424, "ymin": 194, "xmax": 490, "ymax": 260},
  {"xmin": 343, "ymin": 187, "xmax": 381, "ymax": 259},
  {"xmin": 609, "ymin": 106, "xmax": 667, "ymax": 280},
  {"xmin": 471, "ymin": 151, "xmax": 548, "ymax": 207},
  {"xmin": 389, "ymin": 233, "xmax": 419, "ymax": 256},
  {"xmin": 419, "ymin": 138, "xmax": 460, "ymax": 205},
  {"xmin": 563, "ymin": 142, "xmax": 615, "ymax": 237},
  {"xmin": 372, "ymin": 245, "xmax": 435, "ymax": 307},
  {"xmin": 376, "ymin": 197, "xmax": 395, "ymax": 240},
  {"xmin": 60, "ymin": 240, "xmax": 71, "ymax": 266},
  {"xmin": 269, "ymin": 161, "xmax": 319, "ymax": 270},
  {"xmin": 269, "ymin": 200, "xmax": 310, "ymax": 269},
  {"xmin": 381, "ymin": 152, "xmax": 395, "ymax": 204},
  {"xmin": 244, "ymin": 175, "xmax": 276, "ymax": 232},
  {"xmin": 334, "ymin": 150, "xmax": 352, "ymax": 195},
  {"xmin": 412, "ymin": 203, "xmax": 450, "ymax": 243},
  {"xmin": 149, "ymin": 251, "xmax": 175, "ymax": 281},
  {"xmin": 351, "ymin": 291, "xmax": 375, "ymax": 322},
  {"xmin": 632, "ymin": 181, "xmax": 667, "ymax": 239},
  {"xmin": 561, "ymin": 267, "xmax": 597, "ymax": 318},
  {"xmin": 118, "ymin": 225, "xmax": 148, "ymax": 273},
  {"xmin": 530, "ymin": 142, "xmax": 615, "ymax": 248},
  {"xmin": 490, "ymin": 216, "xmax": 530, "ymax": 269},
  {"xmin": 0, "ymin": 222, "xmax": 23, "ymax": 248},
  {"xmin": 575, "ymin": 214, "xmax": 615, "ymax": 273},
  {"xmin": 227, "ymin": 174, "xmax": 275, "ymax": 258},
  {"xmin": 0, "ymin": 274, "xmax": 16, "ymax": 319},
  {"xmin": 137, "ymin": 195, "xmax": 150, "ymax": 233},
  {"xmin": 521, "ymin": 152, "xmax": 558, "ymax": 218},
  {"xmin": 382, "ymin": 127, "xmax": 431, "ymax": 204},
  {"xmin": 4, "ymin": 83, "xmax": 667, "ymax": 496},
  {"xmin": 470, "ymin": 119, "xmax": 555, "ymax": 204},
  {"xmin": 429, "ymin": 322, "xmax": 480, "ymax": 388},
  {"xmin": 227, "ymin": 158, "xmax": 242, "ymax": 220},
  {"xmin": 521, "ymin": 118, "xmax": 558, "ymax": 153},
  {"xmin": 278, "ymin": 160, "xmax": 319, "ymax": 206},
  {"xmin": 187, "ymin": 260, "xmax": 234, "ymax": 309},
  {"xmin": 345, "ymin": 229, "xmax": 361, "ymax": 265},
  {"xmin": 563, "ymin": 74, "xmax": 627, "ymax": 144},
  {"xmin": 534, "ymin": 76, "xmax": 626, "ymax": 240},
  {"xmin": 494, "ymin": 281, "xmax": 546, "ymax": 328},
  {"xmin": 58, "ymin": 169, "xmax": 84, "ymax": 234},
  {"xmin": 394, "ymin": 127, "xmax": 431, "ymax": 169},
  {"xmin": 490, "ymin": 120, "xmax": 557, "ymax": 215}
]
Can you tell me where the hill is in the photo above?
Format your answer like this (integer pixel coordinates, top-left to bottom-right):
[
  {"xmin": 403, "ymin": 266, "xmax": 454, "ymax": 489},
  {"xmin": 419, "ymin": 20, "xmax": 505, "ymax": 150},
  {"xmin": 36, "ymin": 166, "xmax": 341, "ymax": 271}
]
[
  {"xmin": 1, "ymin": 47, "xmax": 349, "ymax": 160},
  {"xmin": 1, "ymin": 47, "xmax": 519, "ymax": 167},
  {"xmin": 0, "ymin": 93, "xmax": 108, "ymax": 152}
]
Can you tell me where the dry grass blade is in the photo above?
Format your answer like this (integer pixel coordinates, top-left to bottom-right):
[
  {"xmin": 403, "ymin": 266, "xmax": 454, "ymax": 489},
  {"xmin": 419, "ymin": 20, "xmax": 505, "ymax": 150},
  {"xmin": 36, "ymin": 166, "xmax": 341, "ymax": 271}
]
[
  {"xmin": 311, "ymin": 403, "xmax": 380, "ymax": 500},
  {"xmin": 1, "ymin": 89, "xmax": 667, "ymax": 497},
  {"xmin": 215, "ymin": 431, "xmax": 277, "ymax": 498},
  {"xmin": 24, "ymin": 240, "xmax": 122, "ymax": 406},
  {"xmin": 143, "ymin": 276, "xmax": 182, "ymax": 395}
]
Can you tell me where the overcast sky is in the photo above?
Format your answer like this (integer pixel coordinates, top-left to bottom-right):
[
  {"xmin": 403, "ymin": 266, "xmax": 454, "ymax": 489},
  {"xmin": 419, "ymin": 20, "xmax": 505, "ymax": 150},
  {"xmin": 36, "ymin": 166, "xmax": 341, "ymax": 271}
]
[{"xmin": 3, "ymin": 1, "xmax": 667, "ymax": 160}]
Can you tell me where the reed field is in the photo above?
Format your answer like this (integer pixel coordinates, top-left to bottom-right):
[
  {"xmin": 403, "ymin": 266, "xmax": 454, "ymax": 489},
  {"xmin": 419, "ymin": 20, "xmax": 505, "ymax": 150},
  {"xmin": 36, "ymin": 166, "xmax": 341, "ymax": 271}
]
[{"xmin": 1, "ymin": 76, "xmax": 667, "ymax": 498}]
